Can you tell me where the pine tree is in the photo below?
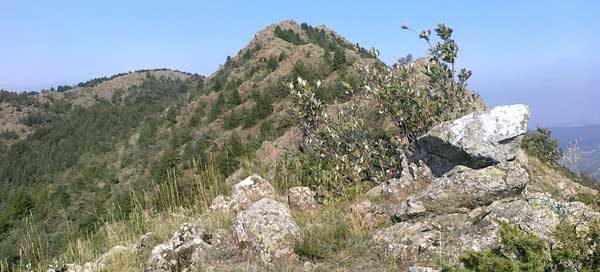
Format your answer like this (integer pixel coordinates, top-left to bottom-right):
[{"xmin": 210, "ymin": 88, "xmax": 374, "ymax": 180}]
[{"xmin": 332, "ymin": 48, "xmax": 346, "ymax": 70}]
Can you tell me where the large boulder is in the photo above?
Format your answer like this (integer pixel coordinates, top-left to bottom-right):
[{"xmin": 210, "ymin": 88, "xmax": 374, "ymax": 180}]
[
  {"xmin": 210, "ymin": 174, "xmax": 276, "ymax": 214},
  {"xmin": 188, "ymin": 228, "xmax": 239, "ymax": 271},
  {"xmin": 233, "ymin": 198, "xmax": 300, "ymax": 265},
  {"xmin": 392, "ymin": 160, "xmax": 528, "ymax": 220},
  {"xmin": 375, "ymin": 195, "xmax": 600, "ymax": 266},
  {"xmin": 373, "ymin": 213, "xmax": 468, "ymax": 264},
  {"xmin": 419, "ymin": 104, "xmax": 529, "ymax": 169}
]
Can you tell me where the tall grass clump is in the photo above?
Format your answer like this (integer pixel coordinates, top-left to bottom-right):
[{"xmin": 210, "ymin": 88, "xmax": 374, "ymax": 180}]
[{"xmin": 9, "ymin": 157, "xmax": 228, "ymax": 272}]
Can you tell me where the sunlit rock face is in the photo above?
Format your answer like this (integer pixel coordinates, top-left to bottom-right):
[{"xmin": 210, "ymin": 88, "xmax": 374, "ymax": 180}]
[{"xmin": 419, "ymin": 104, "xmax": 529, "ymax": 169}]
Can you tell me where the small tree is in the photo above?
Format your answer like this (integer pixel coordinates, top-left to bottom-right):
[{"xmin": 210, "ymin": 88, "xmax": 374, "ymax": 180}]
[
  {"xmin": 521, "ymin": 127, "xmax": 561, "ymax": 165},
  {"xmin": 291, "ymin": 78, "xmax": 400, "ymax": 197},
  {"xmin": 362, "ymin": 23, "xmax": 478, "ymax": 143},
  {"xmin": 292, "ymin": 23, "xmax": 479, "ymax": 198},
  {"xmin": 332, "ymin": 48, "xmax": 347, "ymax": 70}
]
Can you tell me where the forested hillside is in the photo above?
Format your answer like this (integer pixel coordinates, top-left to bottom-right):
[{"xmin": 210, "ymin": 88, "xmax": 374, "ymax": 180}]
[
  {"xmin": 0, "ymin": 71, "xmax": 198, "ymax": 262},
  {"xmin": 0, "ymin": 20, "xmax": 377, "ymax": 266}
]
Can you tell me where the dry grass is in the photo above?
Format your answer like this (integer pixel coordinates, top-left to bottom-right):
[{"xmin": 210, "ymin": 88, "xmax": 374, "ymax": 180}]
[
  {"xmin": 525, "ymin": 154, "xmax": 597, "ymax": 200},
  {"xmin": 292, "ymin": 201, "xmax": 397, "ymax": 271},
  {"xmin": 7, "ymin": 159, "xmax": 226, "ymax": 272}
]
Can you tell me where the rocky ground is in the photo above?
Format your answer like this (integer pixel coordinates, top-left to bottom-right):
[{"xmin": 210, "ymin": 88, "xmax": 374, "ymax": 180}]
[{"xmin": 52, "ymin": 103, "xmax": 600, "ymax": 272}]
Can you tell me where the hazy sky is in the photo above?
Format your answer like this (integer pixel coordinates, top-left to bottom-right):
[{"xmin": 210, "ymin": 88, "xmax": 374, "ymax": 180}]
[{"xmin": 1, "ymin": 0, "xmax": 598, "ymax": 127}]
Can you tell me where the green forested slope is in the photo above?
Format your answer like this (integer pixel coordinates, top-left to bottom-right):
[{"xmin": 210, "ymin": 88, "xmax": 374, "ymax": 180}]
[{"xmin": 0, "ymin": 21, "xmax": 376, "ymax": 265}]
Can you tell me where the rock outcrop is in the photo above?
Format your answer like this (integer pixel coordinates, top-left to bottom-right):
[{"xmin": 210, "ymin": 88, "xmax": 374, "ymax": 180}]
[
  {"xmin": 288, "ymin": 186, "xmax": 317, "ymax": 211},
  {"xmin": 419, "ymin": 104, "xmax": 529, "ymax": 170},
  {"xmin": 141, "ymin": 175, "xmax": 300, "ymax": 271},
  {"xmin": 370, "ymin": 104, "xmax": 600, "ymax": 269},
  {"xmin": 146, "ymin": 223, "xmax": 211, "ymax": 272},
  {"xmin": 392, "ymin": 160, "xmax": 528, "ymax": 220},
  {"xmin": 233, "ymin": 198, "xmax": 300, "ymax": 264},
  {"xmin": 210, "ymin": 174, "xmax": 276, "ymax": 214}
]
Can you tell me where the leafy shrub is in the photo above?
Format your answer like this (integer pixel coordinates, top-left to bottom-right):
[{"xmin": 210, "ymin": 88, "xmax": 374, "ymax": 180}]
[
  {"xmin": 291, "ymin": 79, "xmax": 401, "ymax": 197},
  {"xmin": 522, "ymin": 128, "xmax": 561, "ymax": 165},
  {"xmin": 8, "ymin": 190, "xmax": 34, "ymax": 219},
  {"xmin": 454, "ymin": 222, "xmax": 600, "ymax": 272},
  {"xmin": 363, "ymin": 23, "xmax": 478, "ymax": 143},
  {"xmin": 292, "ymin": 23, "xmax": 478, "ymax": 198},
  {"xmin": 460, "ymin": 222, "xmax": 550, "ymax": 271}
]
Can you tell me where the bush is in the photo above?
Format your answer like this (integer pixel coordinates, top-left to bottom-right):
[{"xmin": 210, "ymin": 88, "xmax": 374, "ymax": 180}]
[
  {"xmin": 292, "ymin": 23, "xmax": 478, "ymax": 198},
  {"xmin": 522, "ymin": 127, "xmax": 561, "ymax": 165},
  {"xmin": 363, "ymin": 23, "xmax": 479, "ymax": 142},
  {"xmin": 454, "ymin": 222, "xmax": 600, "ymax": 271},
  {"xmin": 291, "ymin": 78, "xmax": 401, "ymax": 198}
]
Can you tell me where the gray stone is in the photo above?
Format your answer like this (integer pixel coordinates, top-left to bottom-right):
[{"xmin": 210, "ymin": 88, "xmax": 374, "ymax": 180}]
[
  {"xmin": 376, "ymin": 196, "xmax": 600, "ymax": 266},
  {"xmin": 288, "ymin": 186, "xmax": 317, "ymax": 211},
  {"xmin": 419, "ymin": 104, "xmax": 529, "ymax": 169},
  {"xmin": 210, "ymin": 174, "xmax": 276, "ymax": 214},
  {"xmin": 145, "ymin": 223, "xmax": 210, "ymax": 272},
  {"xmin": 349, "ymin": 200, "xmax": 386, "ymax": 226},
  {"xmin": 392, "ymin": 161, "xmax": 528, "ymax": 220},
  {"xmin": 233, "ymin": 198, "xmax": 300, "ymax": 264}
]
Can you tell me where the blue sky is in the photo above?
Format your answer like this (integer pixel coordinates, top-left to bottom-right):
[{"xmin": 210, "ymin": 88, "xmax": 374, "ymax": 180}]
[{"xmin": 1, "ymin": 0, "xmax": 598, "ymax": 127}]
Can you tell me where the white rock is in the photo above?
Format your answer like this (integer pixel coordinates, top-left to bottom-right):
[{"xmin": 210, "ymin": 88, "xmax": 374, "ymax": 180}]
[{"xmin": 420, "ymin": 104, "xmax": 530, "ymax": 169}]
